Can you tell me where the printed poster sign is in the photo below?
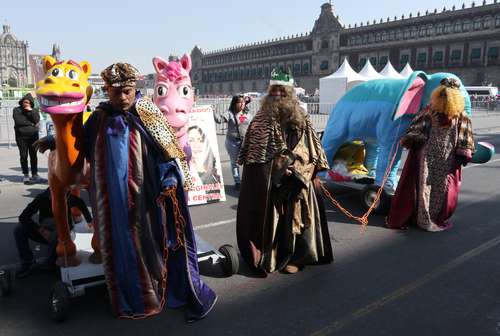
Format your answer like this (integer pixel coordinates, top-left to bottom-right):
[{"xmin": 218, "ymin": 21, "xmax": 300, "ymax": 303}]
[{"xmin": 187, "ymin": 105, "xmax": 226, "ymax": 205}]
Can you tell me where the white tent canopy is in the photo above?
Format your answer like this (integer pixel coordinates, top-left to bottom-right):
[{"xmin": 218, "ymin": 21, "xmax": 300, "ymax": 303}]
[
  {"xmin": 380, "ymin": 61, "xmax": 404, "ymax": 79},
  {"xmin": 319, "ymin": 58, "xmax": 366, "ymax": 113},
  {"xmin": 400, "ymin": 63, "xmax": 414, "ymax": 78},
  {"xmin": 358, "ymin": 59, "xmax": 385, "ymax": 79}
]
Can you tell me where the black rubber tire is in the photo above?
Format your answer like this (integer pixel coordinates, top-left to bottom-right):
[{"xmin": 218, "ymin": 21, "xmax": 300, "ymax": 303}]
[
  {"xmin": 361, "ymin": 185, "xmax": 391, "ymax": 215},
  {"xmin": 0, "ymin": 269, "xmax": 12, "ymax": 297},
  {"xmin": 218, "ymin": 244, "xmax": 239, "ymax": 276},
  {"xmin": 50, "ymin": 282, "xmax": 70, "ymax": 322}
]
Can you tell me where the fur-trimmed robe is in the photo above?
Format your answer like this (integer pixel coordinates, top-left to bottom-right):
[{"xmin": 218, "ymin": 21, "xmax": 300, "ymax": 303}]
[
  {"xmin": 386, "ymin": 109, "xmax": 475, "ymax": 231},
  {"xmin": 237, "ymin": 105, "xmax": 333, "ymax": 273}
]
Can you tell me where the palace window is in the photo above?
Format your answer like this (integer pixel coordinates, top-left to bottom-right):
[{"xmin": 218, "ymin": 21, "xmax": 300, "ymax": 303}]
[
  {"xmin": 321, "ymin": 40, "xmax": 329, "ymax": 49},
  {"xmin": 294, "ymin": 63, "xmax": 301, "ymax": 74},
  {"xmin": 426, "ymin": 25, "xmax": 433, "ymax": 36},
  {"xmin": 436, "ymin": 24, "xmax": 444, "ymax": 34},
  {"xmin": 356, "ymin": 36, "xmax": 362, "ymax": 45},
  {"xmin": 400, "ymin": 54, "xmax": 409, "ymax": 64},
  {"xmin": 379, "ymin": 56, "xmax": 388, "ymax": 66},
  {"xmin": 320, "ymin": 60, "xmax": 329, "ymax": 71},
  {"xmin": 483, "ymin": 17, "xmax": 491, "ymax": 29},
  {"xmin": 359, "ymin": 58, "xmax": 367, "ymax": 68},
  {"xmin": 488, "ymin": 47, "xmax": 499, "ymax": 59},
  {"xmin": 403, "ymin": 30, "xmax": 410, "ymax": 39},
  {"xmin": 375, "ymin": 33, "xmax": 381, "ymax": 42},
  {"xmin": 433, "ymin": 51, "xmax": 444, "ymax": 62},
  {"xmin": 381, "ymin": 32, "xmax": 387, "ymax": 41},
  {"xmin": 389, "ymin": 31, "xmax": 395, "ymax": 40},
  {"xmin": 496, "ymin": 16, "xmax": 500, "ymax": 27},
  {"xmin": 463, "ymin": 20, "xmax": 472, "ymax": 31},
  {"xmin": 419, "ymin": 27, "xmax": 426, "ymax": 37},
  {"xmin": 471, "ymin": 48, "xmax": 482, "ymax": 60},
  {"xmin": 302, "ymin": 63, "xmax": 309, "ymax": 74},
  {"xmin": 450, "ymin": 50, "xmax": 462, "ymax": 61},
  {"xmin": 417, "ymin": 52, "xmax": 427, "ymax": 64},
  {"xmin": 370, "ymin": 56, "xmax": 377, "ymax": 65},
  {"xmin": 473, "ymin": 18, "xmax": 482, "ymax": 30},
  {"xmin": 410, "ymin": 28, "xmax": 417, "ymax": 38},
  {"xmin": 369, "ymin": 34, "xmax": 375, "ymax": 43},
  {"xmin": 454, "ymin": 21, "xmax": 462, "ymax": 33},
  {"xmin": 444, "ymin": 23, "xmax": 452, "ymax": 33}
]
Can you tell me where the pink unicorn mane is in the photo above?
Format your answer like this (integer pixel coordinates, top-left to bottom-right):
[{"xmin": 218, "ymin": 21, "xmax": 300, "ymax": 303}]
[{"xmin": 158, "ymin": 61, "xmax": 186, "ymax": 82}]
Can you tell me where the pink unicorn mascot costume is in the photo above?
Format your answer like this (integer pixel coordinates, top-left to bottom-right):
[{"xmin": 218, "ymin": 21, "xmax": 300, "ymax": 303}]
[{"xmin": 153, "ymin": 54, "xmax": 194, "ymax": 157}]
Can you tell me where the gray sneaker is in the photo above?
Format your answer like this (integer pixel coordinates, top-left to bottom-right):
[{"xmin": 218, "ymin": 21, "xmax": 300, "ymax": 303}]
[
  {"xmin": 30, "ymin": 174, "xmax": 41, "ymax": 183},
  {"xmin": 23, "ymin": 174, "xmax": 31, "ymax": 185}
]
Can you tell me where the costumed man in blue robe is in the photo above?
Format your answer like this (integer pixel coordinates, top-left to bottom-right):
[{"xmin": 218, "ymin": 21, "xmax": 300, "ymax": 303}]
[{"xmin": 68, "ymin": 63, "xmax": 216, "ymax": 320}]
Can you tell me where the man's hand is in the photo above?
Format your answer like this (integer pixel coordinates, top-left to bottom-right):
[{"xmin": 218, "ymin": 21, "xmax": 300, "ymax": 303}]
[
  {"xmin": 285, "ymin": 165, "xmax": 294, "ymax": 176},
  {"xmin": 33, "ymin": 137, "xmax": 50, "ymax": 153},
  {"xmin": 313, "ymin": 176, "xmax": 323, "ymax": 190}
]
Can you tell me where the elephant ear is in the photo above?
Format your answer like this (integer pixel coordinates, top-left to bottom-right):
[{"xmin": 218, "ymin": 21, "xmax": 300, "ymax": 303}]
[{"xmin": 392, "ymin": 72, "xmax": 427, "ymax": 121}]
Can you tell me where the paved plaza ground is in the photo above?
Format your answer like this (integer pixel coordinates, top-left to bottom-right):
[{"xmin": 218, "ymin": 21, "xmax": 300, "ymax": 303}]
[{"xmin": 0, "ymin": 112, "xmax": 500, "ymax": 335}]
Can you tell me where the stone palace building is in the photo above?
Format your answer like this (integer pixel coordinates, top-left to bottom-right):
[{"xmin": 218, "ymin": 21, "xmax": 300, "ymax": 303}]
[
  {"xmin": 0, "ymin": 25, "xmax": 29, "ymax": 88},
  {"xmin": 191, "ymin": 1, "xmax": 500, "ymax": 95}
]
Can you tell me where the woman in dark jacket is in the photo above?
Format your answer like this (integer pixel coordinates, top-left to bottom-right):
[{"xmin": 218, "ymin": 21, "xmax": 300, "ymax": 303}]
[{"xmin": 13, "ymin": 94, "xmax": 40, "ymax": 184}]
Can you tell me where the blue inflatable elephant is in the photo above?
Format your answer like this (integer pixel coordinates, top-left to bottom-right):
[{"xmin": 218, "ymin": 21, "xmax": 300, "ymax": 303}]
[{"xmin": 322, "ymin": 71, "xmax": 472, "ymax": 191}]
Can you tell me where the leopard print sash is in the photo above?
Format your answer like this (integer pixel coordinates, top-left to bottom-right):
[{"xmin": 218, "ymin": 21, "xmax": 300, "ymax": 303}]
[{"xmin": 135, "ymin": 97, "xmax": 194, "ymax": 191}]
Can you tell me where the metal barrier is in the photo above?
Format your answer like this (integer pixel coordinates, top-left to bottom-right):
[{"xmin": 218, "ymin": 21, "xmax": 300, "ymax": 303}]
[
  {"xmin": 471, "ymin": 100, "xmax": 500, "ymax": 111},
  {"xmin": 0, "ymin": 100, "xmax": 18, "ymax": 148},
  {"xmin": 2, "ymin": 97, "xmax": 496, "ymax": 146},
  {"xmin": 196, "ymin": 98, "xmax": 334, "ymax": 135},
  {"xmin": 0, "ymin": 99, "xmax": 107, "ymax": 147}
]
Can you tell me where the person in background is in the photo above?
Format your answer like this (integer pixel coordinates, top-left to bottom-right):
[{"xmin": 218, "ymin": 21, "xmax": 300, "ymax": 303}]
[
  {"xmin": 214, "ymin": 95, "xmax": 252, "ymax": 190},
  {"xmin": 14, "ymin": 187, "xmax": 92, "ymax": 278},
  {"xmin": 13, "ymin": 93, "xmax": 40, "ymax": 184}
]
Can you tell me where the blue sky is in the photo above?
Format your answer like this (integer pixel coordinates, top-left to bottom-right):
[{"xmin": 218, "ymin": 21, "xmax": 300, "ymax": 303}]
[{"xmin": 4, "ymin": 0, "xmax": 467, "ymax": 74}]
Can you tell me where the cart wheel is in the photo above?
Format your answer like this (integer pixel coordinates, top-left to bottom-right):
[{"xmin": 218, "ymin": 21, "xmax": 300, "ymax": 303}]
[
  {"xmin": 361, "ymin": 185, "xmax": 391, "ymax": 214},
  {"xmin": 50, "ymin": 282, "xmax": 70, "ymax": 322},
  {"xmin": 218, "ymin": 244, "xmax": 239, "ymax": 276},
  {"xmin": 0, "ymin": 269, "xmax": 13, "ymax": 297}
]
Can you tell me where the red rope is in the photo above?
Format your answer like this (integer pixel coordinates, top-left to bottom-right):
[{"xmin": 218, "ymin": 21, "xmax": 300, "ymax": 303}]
[{"xmin": 320, "ymin": 142, "xmax": 400, "ymax": 229}]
